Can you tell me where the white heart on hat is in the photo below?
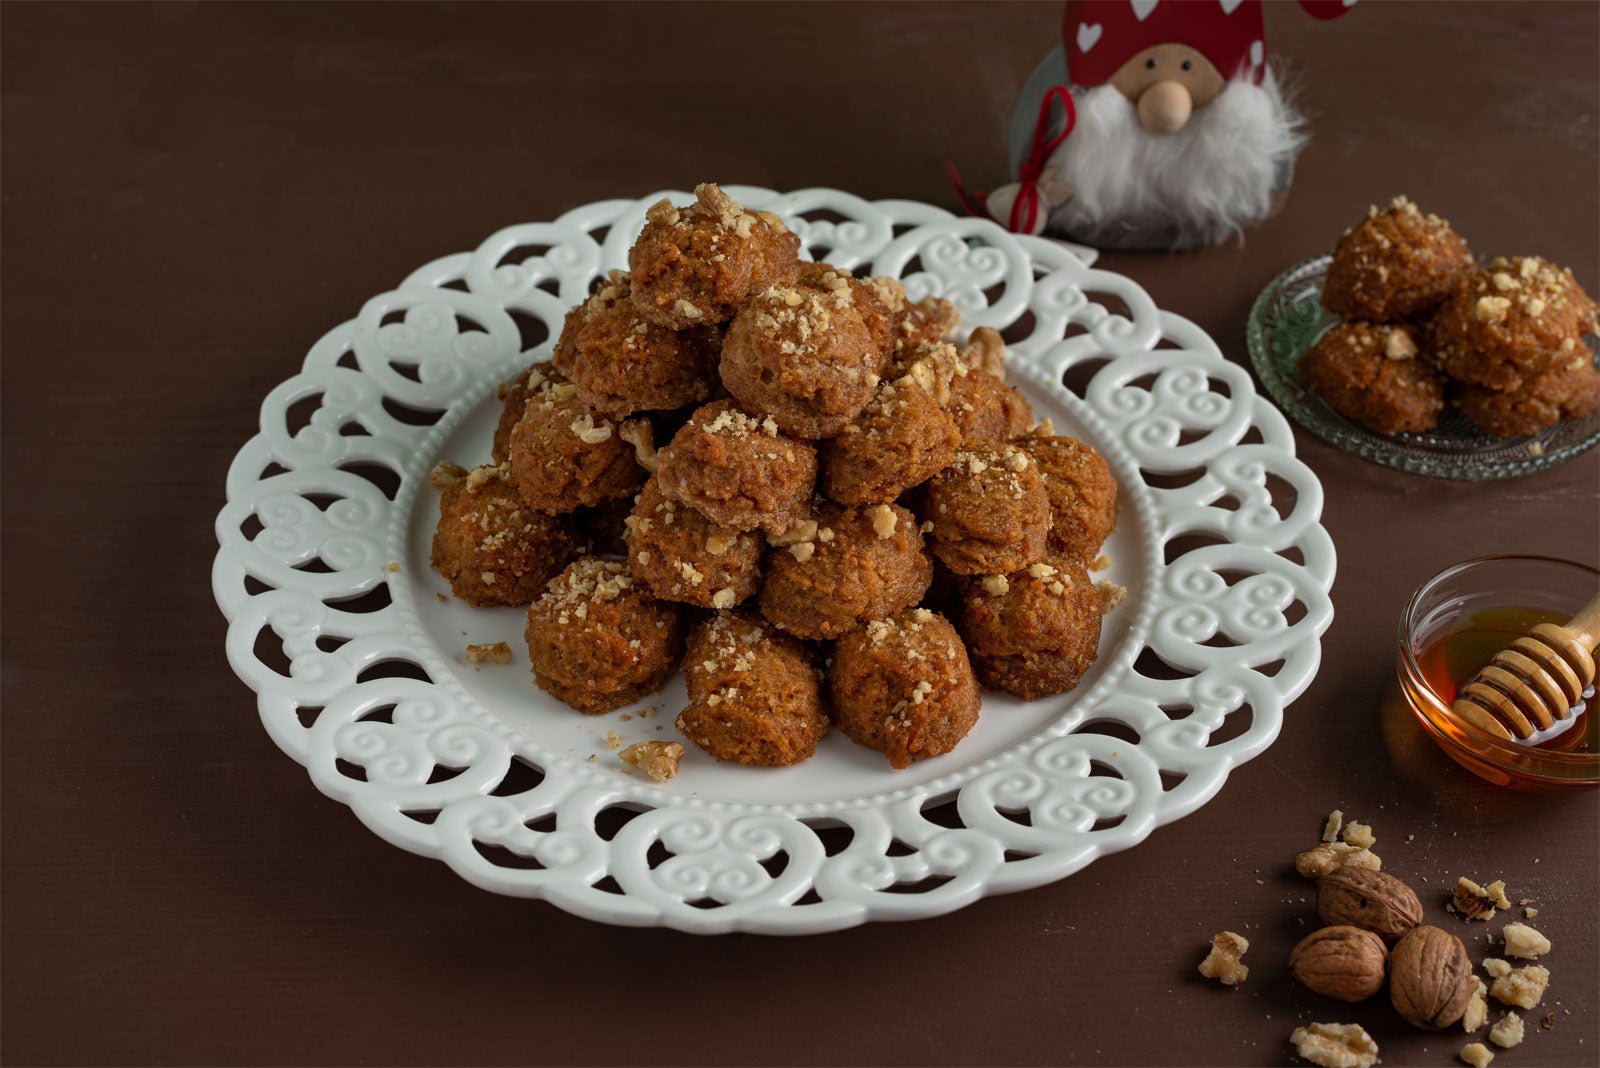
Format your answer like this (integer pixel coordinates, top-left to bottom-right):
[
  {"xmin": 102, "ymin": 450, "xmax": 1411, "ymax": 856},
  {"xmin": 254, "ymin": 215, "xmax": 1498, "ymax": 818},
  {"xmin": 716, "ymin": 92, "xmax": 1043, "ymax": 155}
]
[
  {"xmin": 1077, "ymin": 21, "xmax": 1103, "ymax": 52},
  {"xmin": 1130, "ymin": 0, "xmax": 1158, "ymax": 20},
  {"xmin": 1219, "ymin": 0, "xmax": 1244, "ymax": 13},
  {"xmin": 1249, "ymin": 39, "xmax": 1264, "ymax": 66}
]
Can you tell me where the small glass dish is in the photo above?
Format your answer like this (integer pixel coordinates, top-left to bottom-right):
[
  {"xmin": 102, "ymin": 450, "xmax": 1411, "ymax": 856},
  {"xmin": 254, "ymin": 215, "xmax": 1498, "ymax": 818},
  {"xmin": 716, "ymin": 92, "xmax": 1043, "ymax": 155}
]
[
  {"xmin": 1397, "ymin": 555, "xmax": 1599, "ymax": 789},
  {"xmin": 1246, "ymin": 256, "xmax": 1600, "ymax": 480}
]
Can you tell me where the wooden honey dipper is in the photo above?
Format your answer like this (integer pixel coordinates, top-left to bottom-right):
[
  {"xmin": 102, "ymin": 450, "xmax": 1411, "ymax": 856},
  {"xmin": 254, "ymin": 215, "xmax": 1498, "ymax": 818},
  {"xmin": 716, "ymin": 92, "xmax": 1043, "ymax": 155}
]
[{"xmin": 1451, "ymin": 591, "xmax": 1600, "ymax": 742}]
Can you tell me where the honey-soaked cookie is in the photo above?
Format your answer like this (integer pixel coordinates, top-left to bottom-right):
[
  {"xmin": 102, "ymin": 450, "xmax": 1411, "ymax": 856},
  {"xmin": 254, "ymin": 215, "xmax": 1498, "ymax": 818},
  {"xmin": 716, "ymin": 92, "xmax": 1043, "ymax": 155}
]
[
  {"xmin": 922, "ymin": 442, "xmax": 1051, "ymax": 576},
  {"xmin": 758, "ymin": 500, "xmax": 931, "ymax": 640},
  {"xmin": 551, "ymin": 269, "xmax": 720, "ymax": 418},
  {"xmin": 676, "ymin": 611, "xmax": 828, "ymax": 767},
  {"xmin": 1322, "ymin": 196, "xmax": 1474, "ymax": 322},
  {"xmin": 524, "ymin": 557, "xmax": 683, "ymax": 714},
  {"xmin": 828, "ymin": 608, "xmax": 980, "ymax": 770},
  {"xmin": 956, "ymin": 557, "xmax": 1102, "ymax": 700},
  {"xmin": 628, "ymin": 183, "xmax": 799, "ymax": 328},
  {"xmin": 429, "ymin": 461, "xmax": 583, "ymax": 606},
  {"xmin": 653, "ymin": 399, "xmax": 817, "ymax": 536}
]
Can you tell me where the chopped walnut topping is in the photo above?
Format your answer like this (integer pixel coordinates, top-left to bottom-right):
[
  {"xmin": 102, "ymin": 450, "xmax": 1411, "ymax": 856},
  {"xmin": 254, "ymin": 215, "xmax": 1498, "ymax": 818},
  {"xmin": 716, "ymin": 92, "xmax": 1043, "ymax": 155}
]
[
  {"xmin": 430, "ymin": 460, "xmax": 468, "ymax": 488},
  {"xmin": 703, "ymin": 528, "xmax": 736, "ymax": 556},
  {"xmin": 1488, "ymin": 1014, "xmax": 1524, "ymax": 1049},
  {"xmin": 1501, "ymin": 923, "xmax": 1551, "ymax": 959},
  {"xmin": 1475, "ymin": 295, "xmax": 1512, "ymax": 323},
  {"xmin": 767, "ymin": 518, "xmax": 818, "ymax": 547},
  {"xmin": 1097, "ymin": 581, "xmax": 1127, "ymax": 612},
  {"xmin": 788, "ymin": 542, "xmax": 815, "ymax": 563},
  {"xmin": 619, "ymin": 418, "xmax": 658, "ymax": 473},
  {"xmin": 1296, "ymin": 842, "xmax": 1381, "ymax": 878},
  {"xmin": 619, "ymin": 740, "xmax": 685, "ymax": 783},
  {"xmin": 1383, "ymin": 327, "xmax": 1418, "ymax": 360},
  {"xmin": 1289, "ymin": 1023, "xmax": 1378, "ymax": 1068},
  {"xmin": 1489, "ymin": 963, "xmax": 1549, "ymax": 1009},
  {"xmin": 645, "ymin": 197, "xmax": 680, "ymax": 226},
  {"xmin": 982, "ymin": 574, "xmax": 1010, "ymax": 596},
  {"xmin": 1342, "ymin": 822, "xmax": 1374, "ymax": 849},
  {"xmin": 1322, "ymin": 810, "xmax": 1345, "ymax": 843},
  {"xmin": 465, "ymin": 462, "xmax": 511, "ymax": 489},
  {"xmin": 603, "ymin": 730, "xmax": 622, "ymax": 750},
  {"xmin": 465, "ymin": 641, "xmax": 513, "ymax": 665},
  {"xmin": 674, "ymin": 298, "xmax": 703, "ymax": 320},
  {"xmin": 1197, "ymin": 931, "xmax": 1250, "ymax": 985},
  {"xmin": 710, "ymin": 587, "xmax": 737, "ymax": 610},
  {"xmin": 868, "ymin": 504, "xmax": 897, "ymax": 539},
  {"xmin": 480, "ymin": 571, "xmax": 497, "ymax": 585},
  {"xmin": 570, "ymin": 413, "xmax": 613, "ymax": 444},
  {"xmin": 1459, "ymin": 1042, "xmax": 1493, "ymax": 1068},
  {"xmin": 958, "ymin": 326, "xmax": 1006, "ymax": 380},
  {"xmin": 1491, "ymin": 271, "xmax": 1518, "ymax": 292}
]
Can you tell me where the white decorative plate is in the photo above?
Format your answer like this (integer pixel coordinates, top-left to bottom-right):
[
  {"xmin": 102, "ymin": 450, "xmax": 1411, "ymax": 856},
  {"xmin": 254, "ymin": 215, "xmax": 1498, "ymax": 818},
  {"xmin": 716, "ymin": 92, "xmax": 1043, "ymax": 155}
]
[{"xmin": 213, "ymin": 187, "xmax": 1336, "ymax": 934}]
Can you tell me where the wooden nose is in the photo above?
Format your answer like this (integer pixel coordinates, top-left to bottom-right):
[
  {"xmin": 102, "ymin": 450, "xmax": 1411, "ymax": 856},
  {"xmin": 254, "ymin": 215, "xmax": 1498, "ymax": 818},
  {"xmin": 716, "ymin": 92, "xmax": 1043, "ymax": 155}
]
[
  {"xmin": 1137, "ymin": 81, "xmax": 1192, "ymax": 134},
  {"xmin": 1451, "ymin": 594, "xmax": 1600, "ymax": 741}
]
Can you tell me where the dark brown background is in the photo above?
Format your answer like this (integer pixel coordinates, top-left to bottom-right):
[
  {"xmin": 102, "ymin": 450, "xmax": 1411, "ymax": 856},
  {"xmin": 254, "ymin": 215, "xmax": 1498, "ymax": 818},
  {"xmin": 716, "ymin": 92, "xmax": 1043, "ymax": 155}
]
[{"xmin": 3, "ymin": 2, "xmax": 1596, "ymax": 1065}]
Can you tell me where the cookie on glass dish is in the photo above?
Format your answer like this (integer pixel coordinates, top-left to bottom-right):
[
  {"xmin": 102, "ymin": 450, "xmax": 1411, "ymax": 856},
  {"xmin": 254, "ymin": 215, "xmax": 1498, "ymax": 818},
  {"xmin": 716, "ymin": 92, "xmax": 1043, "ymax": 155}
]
[
  {"xmin": 1321, "ymin": 196, "xmax": 1475, "ymax": 323},
  {"xmin": 1299, "ymin": 320, "xmax": 1445, "ymax": 435},
  {"xmin": 1431, "ymin": 256, "xmax": 1599, "ymax": 393}
]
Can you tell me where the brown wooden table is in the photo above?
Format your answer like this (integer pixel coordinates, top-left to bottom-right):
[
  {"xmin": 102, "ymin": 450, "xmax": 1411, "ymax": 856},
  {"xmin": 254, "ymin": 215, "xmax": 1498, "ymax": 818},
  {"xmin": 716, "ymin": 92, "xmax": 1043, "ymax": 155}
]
[{"xmin": 4, "ymin": 3, "xmax": 1596, "ymax": 1065}]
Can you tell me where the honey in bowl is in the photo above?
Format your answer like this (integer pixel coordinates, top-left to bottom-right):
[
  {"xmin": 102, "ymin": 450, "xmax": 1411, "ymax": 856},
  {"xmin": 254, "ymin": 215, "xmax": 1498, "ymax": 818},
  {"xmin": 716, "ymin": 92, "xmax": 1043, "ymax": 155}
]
[{"xmin": 1416, "ymin": 605, "xmax": 1595, "ymax": 754}]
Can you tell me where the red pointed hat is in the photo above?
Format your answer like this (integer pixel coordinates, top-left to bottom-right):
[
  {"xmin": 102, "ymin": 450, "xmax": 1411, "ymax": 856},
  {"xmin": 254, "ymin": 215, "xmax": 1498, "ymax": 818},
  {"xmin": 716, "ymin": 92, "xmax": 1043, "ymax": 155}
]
[{"xmin": 1062, "ymin": 0, "xmax": 1354, "ymax": 88}]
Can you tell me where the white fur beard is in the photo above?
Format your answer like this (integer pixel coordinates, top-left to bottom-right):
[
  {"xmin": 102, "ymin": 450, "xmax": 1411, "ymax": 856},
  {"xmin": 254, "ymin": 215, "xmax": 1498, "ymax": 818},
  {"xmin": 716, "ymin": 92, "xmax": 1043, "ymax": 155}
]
[{"xmin": 1049, "ymin": 75, "xmax": 1305, "ymax": 249}]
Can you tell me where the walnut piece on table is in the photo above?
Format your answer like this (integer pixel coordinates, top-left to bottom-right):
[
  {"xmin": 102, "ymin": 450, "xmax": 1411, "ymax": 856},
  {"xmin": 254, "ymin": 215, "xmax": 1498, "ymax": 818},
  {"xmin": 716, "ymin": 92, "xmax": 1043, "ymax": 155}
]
[
  {"xmin": 1197, "ymin": 930, "xmax": 1250, "ymax": 985},
  {"xmin": 1487, "ymin": 962, "xmax": 1549, "ymax": 1009},
  {"xmin": 1459, "ymin": 1041, "xmax": 1493, "ymax": 1068},
  {"xmin": 1500, "ymin": 922, "xmax": 1550, "ymax": 959},
  {"xmin": 1288, "ymin": 1022, "xmax": 1378, "ymax": 1068},
  {"xmin": 1463, "ymin": 977, "xmax": 1489, "ymax": 1031},
  {"xmin": 618, "ymin": 740, "xmax": 685, "ymax": 783},
  {"xmin": 1454, "ymin": 877, "xmax": 1510, "ymax": 920},
  {"xmin": 1488, "ymin": 1012, "xmax": 1524, "ymax": 1049}
]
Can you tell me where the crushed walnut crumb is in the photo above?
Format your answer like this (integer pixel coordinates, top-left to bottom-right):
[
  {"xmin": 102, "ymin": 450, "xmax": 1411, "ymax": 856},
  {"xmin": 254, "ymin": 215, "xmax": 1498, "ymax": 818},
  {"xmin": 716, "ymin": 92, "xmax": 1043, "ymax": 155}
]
[
  {"xmin": 1488, "ymin": 1013, "xmax": 1524, "ymax": 1049},
  {"xmin": 618, "ymin": 740, "xmax": 685, "ymax": 783},
  {"xmin": 1459, "ymin": 1042, "xmax": 1493, "ymax": 1068},
  {"xmin": 465, "ymin": 641, "xmax": 513, "ymax": 665}
]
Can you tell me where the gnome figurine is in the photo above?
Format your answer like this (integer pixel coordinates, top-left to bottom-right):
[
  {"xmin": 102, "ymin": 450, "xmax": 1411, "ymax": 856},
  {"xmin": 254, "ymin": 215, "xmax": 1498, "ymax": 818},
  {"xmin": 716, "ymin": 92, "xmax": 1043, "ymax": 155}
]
[{"xmin": 959, "ymin": 0, "xmax": 1354, "ymax": 250}]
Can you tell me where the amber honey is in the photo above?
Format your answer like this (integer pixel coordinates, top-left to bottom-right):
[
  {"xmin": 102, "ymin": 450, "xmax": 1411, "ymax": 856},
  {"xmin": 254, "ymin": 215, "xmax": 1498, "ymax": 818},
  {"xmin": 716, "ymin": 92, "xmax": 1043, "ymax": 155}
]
[{"xmin": 1416, "ymin": 605, "xmax": 1594, "ymax": 754}]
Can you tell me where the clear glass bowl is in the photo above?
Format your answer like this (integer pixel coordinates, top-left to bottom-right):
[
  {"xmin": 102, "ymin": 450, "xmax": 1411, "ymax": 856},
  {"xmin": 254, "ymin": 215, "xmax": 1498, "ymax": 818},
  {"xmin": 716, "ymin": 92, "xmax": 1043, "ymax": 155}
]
[
  {"xmin": 1397, "ymin": 555, "xmax": 1599, "ymax": 789},
  {"xmin": 1246, "ymin": 256, "xmax": 1600, "ymax": 480}
]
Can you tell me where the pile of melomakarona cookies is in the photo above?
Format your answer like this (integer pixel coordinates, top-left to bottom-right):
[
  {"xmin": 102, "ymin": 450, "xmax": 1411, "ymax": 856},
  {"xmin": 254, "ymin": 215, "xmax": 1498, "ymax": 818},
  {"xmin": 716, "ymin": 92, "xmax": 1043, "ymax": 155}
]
[
  {"xmin": 1300, "ymin": 195, "xmax": 1600, "ymax": 438},
  {"xmin": 429, "ymin": 183, "xmax": 1118, "ymax": 771}
]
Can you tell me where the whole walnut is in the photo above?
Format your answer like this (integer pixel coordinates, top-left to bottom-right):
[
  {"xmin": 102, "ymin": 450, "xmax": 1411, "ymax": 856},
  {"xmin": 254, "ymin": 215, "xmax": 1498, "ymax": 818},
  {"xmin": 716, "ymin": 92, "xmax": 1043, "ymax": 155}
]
[
  {"xmin": 1317, "ymin": 867, "xmax": 1423, "ymax": 941},
  {"xmin": 1289, "ymin": 925, "xmax": 1389, "ymax": 1002},
  {"xmin": 1390, "ymin": 925, "xmax": 1473, "ymax": 1030}
]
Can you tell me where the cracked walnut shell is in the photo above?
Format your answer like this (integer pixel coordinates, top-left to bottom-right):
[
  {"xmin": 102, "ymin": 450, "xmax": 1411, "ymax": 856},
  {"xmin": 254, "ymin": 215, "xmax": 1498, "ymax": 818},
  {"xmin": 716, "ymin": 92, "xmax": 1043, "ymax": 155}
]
[
  {"xmin": 1290, "ymin": 926, "xmax": 1388, "ymax": 1002},
  {"xmin": 1390, "ymin": 925, "xmax": 1473, "ymax": 1030}
]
